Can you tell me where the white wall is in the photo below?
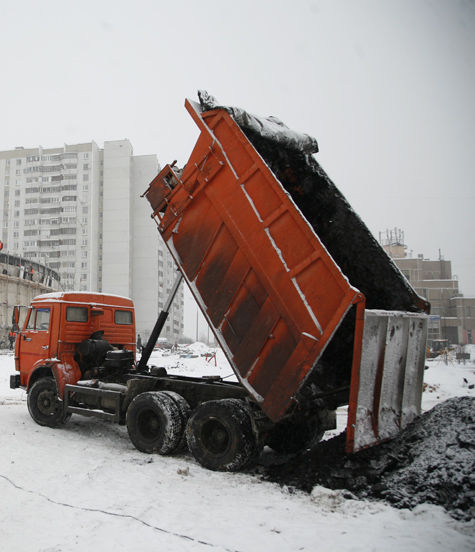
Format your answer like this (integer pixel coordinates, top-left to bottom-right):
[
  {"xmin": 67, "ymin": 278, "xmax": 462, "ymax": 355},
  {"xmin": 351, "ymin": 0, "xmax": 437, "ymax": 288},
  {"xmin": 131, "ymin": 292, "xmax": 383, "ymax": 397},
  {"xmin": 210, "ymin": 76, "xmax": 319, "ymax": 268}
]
[
  {"xmin": 102, "ymin": 140, "xmax": 133, "ymax": 297},
  {"xmin": 131, "ymin": 155, "xmax": 160, "ymax": 340}
]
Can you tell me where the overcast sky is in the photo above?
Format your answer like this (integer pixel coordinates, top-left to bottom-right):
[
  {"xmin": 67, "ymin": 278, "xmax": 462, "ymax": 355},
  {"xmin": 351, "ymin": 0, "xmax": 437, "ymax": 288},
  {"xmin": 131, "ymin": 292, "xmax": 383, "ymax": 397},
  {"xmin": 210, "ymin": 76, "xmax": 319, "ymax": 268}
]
[{"xmin": 1, "ymin": 0, "xmax": 474, "ymax": 311}]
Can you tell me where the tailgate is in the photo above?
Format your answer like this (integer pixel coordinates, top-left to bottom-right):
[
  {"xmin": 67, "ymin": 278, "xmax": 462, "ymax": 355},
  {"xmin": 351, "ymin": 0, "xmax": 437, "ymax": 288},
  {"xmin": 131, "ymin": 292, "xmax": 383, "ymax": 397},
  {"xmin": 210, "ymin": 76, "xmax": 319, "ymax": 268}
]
[{"xmin": 346, "ymin": 310, "xmax": 428, "ymax": 452}]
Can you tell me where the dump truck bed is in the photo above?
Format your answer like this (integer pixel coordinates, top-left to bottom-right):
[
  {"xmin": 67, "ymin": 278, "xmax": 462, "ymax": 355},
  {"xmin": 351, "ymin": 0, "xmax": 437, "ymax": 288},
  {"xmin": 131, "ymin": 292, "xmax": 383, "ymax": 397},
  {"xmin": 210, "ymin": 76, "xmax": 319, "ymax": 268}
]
[{"xmin": 144, "ymin": 96, "xmax": 428, "ymax": 430}]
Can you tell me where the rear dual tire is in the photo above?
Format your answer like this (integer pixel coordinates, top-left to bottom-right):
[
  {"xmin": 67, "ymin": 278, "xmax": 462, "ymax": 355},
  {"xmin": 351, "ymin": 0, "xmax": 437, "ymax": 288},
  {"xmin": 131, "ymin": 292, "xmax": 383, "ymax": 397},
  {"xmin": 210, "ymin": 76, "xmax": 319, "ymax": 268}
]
[
  {"xmin": 127, "ymin": 393, "xmax": 259, "ymax": 472},
  {"xmin": 126, "ymin": 391, "xmax": 190, "ymax": 455},
  {"xmin": 186, "ymin": 399, "xmax": 258, "ymax": 471}
]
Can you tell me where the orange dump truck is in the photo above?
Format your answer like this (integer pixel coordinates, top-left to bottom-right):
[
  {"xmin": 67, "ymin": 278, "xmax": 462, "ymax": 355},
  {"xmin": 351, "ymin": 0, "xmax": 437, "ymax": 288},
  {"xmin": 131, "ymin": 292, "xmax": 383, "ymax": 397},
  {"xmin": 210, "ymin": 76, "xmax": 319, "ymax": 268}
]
[{"xmin": 11, "ymin": 94, "xmax": 429, "ymax": 472}]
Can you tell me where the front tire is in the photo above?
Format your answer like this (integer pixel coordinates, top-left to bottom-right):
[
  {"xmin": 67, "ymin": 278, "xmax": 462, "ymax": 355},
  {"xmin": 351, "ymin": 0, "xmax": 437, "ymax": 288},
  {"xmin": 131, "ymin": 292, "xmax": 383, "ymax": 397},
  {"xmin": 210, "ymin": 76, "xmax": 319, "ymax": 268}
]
[
  {"xmin": 126, "ymin": 391, "xmax": 187, "ymax": 455},
  {"xmin": 27, "ymin": 377, "xmax": 68, "ymax": 428},
  {"xmin": 186, "ymin": 399, "xmax": 258, "ymax": 471}
]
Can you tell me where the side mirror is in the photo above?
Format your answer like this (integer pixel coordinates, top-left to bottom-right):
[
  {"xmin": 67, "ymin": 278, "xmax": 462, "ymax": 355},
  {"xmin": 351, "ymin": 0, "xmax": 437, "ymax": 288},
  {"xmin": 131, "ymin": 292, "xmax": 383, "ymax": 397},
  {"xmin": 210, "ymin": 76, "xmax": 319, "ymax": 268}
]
[{"xmin": 12, "ymin": 306, "xmax": 20, "ymax": 332}]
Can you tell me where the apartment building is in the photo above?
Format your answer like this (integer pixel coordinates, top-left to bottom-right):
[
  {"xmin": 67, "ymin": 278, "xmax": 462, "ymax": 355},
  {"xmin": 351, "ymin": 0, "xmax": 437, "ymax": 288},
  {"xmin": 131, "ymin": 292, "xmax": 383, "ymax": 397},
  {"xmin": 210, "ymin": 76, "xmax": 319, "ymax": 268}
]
[{"xmin": 0, "ymin": 141, "xmax": 184, "ymax": 342}]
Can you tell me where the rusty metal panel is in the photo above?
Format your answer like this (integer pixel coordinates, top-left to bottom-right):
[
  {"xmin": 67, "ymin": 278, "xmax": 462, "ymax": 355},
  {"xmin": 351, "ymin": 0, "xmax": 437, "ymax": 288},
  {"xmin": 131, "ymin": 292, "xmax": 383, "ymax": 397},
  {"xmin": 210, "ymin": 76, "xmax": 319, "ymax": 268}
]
[
  {"xmin": 347, "ymin": 310, "xmax": 428, "ymax": 452},
  {"xmin": 145, "ymin": 100, "xmax": 362, "ymax": 422}
]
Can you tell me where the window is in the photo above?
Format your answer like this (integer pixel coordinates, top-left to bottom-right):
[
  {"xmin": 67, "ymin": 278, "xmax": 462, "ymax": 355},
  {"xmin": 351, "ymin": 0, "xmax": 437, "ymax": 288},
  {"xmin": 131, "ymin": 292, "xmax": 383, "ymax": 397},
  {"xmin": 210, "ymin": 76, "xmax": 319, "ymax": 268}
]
[
  {"xmin": 66, "ymin": 306, "xmax": 88, "ymax": 322},
  {"xmin": 26, "ymin": 307, "xmax": 50, "ymax": 330},
  {"xmin": 115, "ymin": 310, "xmax": 133, "ymax": 325}
]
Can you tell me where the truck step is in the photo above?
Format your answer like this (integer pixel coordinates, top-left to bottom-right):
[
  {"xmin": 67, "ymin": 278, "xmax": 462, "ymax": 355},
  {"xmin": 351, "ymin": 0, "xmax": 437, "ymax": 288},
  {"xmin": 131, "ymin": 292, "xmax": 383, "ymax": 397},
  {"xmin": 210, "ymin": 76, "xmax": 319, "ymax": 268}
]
[{"xmin": 65, "ymin": 405, "xmax": 119, "ymax": 421}]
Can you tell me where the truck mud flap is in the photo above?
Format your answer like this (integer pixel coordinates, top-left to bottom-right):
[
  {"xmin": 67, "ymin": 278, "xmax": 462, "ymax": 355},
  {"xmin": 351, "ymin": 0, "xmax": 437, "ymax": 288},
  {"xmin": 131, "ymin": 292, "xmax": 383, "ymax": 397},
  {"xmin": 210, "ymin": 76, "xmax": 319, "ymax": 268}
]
[{"xmin": 346, "ymin": 310, "xmax": 428, "ymax": 453}]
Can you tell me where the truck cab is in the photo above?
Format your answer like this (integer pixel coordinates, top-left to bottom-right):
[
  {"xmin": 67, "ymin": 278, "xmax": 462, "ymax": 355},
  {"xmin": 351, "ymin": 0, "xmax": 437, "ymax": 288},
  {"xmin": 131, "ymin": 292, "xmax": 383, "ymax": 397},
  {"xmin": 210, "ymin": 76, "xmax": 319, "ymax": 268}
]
[{"xmin": 11, "ymin": 291, "xmax": 136, "ymax": 397}]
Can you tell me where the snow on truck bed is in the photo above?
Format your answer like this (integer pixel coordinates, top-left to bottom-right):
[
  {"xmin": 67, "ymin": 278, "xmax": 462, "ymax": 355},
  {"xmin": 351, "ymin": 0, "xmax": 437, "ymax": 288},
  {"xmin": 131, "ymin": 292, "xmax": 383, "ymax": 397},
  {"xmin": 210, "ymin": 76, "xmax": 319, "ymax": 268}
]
[{"xmin": 0, "ymin": 346, "xmax": 474, "ymax": 551}]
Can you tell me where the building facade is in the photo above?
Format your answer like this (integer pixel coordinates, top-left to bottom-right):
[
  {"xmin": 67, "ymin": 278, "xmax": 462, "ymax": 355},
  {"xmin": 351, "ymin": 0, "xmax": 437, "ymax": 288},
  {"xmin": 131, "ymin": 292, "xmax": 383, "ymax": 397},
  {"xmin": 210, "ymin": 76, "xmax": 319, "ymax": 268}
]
[
  {"xmin": 0, "ymin": 252, "xmax": 60, "ymax": 345},
  {"xmin": 0, "ymin": 142, "xmax": 184, "ymax": 343},
  {"xmin": 380, "ymin": 229, "xmax": 474, "ymax": 345}
]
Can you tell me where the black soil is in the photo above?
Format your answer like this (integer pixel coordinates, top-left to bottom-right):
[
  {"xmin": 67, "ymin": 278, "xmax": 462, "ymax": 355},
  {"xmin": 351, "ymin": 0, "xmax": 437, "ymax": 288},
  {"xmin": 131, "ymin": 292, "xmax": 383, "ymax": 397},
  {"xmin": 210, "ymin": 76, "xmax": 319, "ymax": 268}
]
[{"xmin": 262, "ymin": 396, "xmax": 475, "ymax": 521}]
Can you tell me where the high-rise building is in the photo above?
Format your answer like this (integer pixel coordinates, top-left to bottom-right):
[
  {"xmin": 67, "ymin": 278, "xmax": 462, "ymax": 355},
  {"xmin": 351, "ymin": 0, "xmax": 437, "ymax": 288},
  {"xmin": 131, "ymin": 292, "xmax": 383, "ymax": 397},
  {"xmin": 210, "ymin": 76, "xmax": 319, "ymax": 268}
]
[{"xmin": 0, "ymin": 141, "xmax": 184, "ymax": 342}]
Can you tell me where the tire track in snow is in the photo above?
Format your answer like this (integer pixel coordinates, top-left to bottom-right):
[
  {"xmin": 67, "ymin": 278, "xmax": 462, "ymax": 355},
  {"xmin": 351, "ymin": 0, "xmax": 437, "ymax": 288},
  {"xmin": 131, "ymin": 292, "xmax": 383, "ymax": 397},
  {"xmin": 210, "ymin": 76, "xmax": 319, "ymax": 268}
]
[
  {"xmin": 0, "ymin": 474, "xmax": 242, "ymax": 552},
  {"xmin": 0, "ymin": 398, "xmax": 25, "ymax": 406}
]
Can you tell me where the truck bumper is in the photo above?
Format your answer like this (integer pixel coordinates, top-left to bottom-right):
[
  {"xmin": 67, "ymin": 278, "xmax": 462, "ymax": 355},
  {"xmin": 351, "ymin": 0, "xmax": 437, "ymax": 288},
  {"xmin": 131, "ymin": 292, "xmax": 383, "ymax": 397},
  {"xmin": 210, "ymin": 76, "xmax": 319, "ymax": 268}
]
[{"xmin": 10, "ymin": 374, "xmax": 21, "ymax": 389}]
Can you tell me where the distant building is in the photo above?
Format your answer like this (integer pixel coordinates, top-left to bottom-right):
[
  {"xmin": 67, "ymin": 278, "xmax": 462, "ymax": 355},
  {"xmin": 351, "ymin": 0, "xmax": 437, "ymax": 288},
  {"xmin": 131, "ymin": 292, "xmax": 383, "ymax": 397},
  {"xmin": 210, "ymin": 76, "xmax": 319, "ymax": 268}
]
[
  {"xmin": 380, "ymin": 228, "xmax": 474, "ymax": 345},
  {"xmin": 0, "ymin": 252, "xmax": 60, "ymax": 345},
  {"xmin": 0, "ymin": 142, "xmax": 184, "ymax": 342}
]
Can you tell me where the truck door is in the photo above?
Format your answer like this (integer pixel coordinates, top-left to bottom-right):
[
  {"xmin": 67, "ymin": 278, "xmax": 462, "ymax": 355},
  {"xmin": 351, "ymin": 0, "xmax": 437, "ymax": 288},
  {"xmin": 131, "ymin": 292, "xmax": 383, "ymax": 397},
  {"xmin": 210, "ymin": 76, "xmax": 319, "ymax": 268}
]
[{"xmin": 18, "ymin": 306, "xmax": 52, "ymax": 384}]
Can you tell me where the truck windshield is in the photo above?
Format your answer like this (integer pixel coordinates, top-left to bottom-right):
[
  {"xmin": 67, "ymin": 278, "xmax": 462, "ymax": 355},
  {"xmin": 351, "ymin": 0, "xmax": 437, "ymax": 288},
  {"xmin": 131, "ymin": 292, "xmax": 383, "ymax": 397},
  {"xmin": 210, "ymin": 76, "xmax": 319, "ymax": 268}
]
[{"xmin": 26, "ymin": 307, "xmax": 51, "ymax": 331}]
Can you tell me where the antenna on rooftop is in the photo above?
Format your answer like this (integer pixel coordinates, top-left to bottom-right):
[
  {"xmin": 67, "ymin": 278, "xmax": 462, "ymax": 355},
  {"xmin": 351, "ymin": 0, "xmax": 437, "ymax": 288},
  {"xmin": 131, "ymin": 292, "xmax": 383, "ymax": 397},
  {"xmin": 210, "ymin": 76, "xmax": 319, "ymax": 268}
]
[{"xmin": 379, "ymin": 228, "xmax": 407, "ymax": 258}]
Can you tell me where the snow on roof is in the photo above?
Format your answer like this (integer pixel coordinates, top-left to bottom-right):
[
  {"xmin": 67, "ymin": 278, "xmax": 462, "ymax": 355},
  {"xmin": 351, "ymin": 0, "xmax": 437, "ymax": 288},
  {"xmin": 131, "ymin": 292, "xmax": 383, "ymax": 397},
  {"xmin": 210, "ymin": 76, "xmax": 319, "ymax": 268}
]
[{"xmin": 32, "ymin": 291, "xmax": 134, "ymax": 307}]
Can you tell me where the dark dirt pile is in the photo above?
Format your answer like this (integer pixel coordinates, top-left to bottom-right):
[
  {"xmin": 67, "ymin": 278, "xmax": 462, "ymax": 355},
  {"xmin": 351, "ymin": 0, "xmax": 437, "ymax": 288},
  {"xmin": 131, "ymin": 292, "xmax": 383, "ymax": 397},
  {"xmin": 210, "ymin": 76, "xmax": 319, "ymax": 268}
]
[{"xmin": 262, "ymin": 396, "xmax": 475, "ymax": 521}]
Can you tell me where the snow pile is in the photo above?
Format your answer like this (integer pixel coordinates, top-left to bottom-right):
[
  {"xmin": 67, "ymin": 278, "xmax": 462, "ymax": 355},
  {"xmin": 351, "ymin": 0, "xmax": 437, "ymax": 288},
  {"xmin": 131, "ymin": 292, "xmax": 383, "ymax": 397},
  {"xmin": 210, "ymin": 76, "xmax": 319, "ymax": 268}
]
[
  {"xmin": 264, "ymin": 396, "xmax": 475, "ymax": 521},
  {"xmin": 186, "ymin": 341, "xmax": 212, "ymax": 355},
  {"xmin": 147, "ymin": 343, "xmax": 238, "ymax": 381}
]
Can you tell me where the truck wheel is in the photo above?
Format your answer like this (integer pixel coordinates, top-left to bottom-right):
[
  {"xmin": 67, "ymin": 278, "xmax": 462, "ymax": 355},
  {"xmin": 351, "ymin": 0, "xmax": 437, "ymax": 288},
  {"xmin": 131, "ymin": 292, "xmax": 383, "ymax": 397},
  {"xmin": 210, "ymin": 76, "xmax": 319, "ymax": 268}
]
[
  {"xmin": 126, "ymin": 391, "xmax": 185, "ymax": 455},
  {"xmin": 186, "ymin": 399, "xmax": 258, "ymax": 471},
  {"xmin": 27, "ymin": 377, "xmax": 68, "ymax": 428},
  {"xmin": 266, "ymin": 419, "xmax": 324, "ymax": 454},
  {"xmin": 162, "ymin": 391, "xmax": 191, "ymax": 451}
]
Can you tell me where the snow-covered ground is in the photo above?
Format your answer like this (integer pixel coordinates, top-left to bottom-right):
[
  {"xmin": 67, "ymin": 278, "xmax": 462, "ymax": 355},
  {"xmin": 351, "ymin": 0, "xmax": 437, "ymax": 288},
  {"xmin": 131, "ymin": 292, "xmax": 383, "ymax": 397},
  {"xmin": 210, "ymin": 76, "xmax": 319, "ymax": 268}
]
[{"xmin": 1, "ymin": 345, "xmax": 474, "ymax": 551}]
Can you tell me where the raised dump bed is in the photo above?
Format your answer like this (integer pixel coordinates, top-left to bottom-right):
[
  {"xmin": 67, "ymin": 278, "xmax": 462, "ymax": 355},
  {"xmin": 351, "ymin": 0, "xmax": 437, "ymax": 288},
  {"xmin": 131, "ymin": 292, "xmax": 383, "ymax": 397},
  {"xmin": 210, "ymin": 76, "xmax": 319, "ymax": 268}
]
[{"xmin": 144, "ymin": 94, "xmax": 429, "ymax": 453}]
